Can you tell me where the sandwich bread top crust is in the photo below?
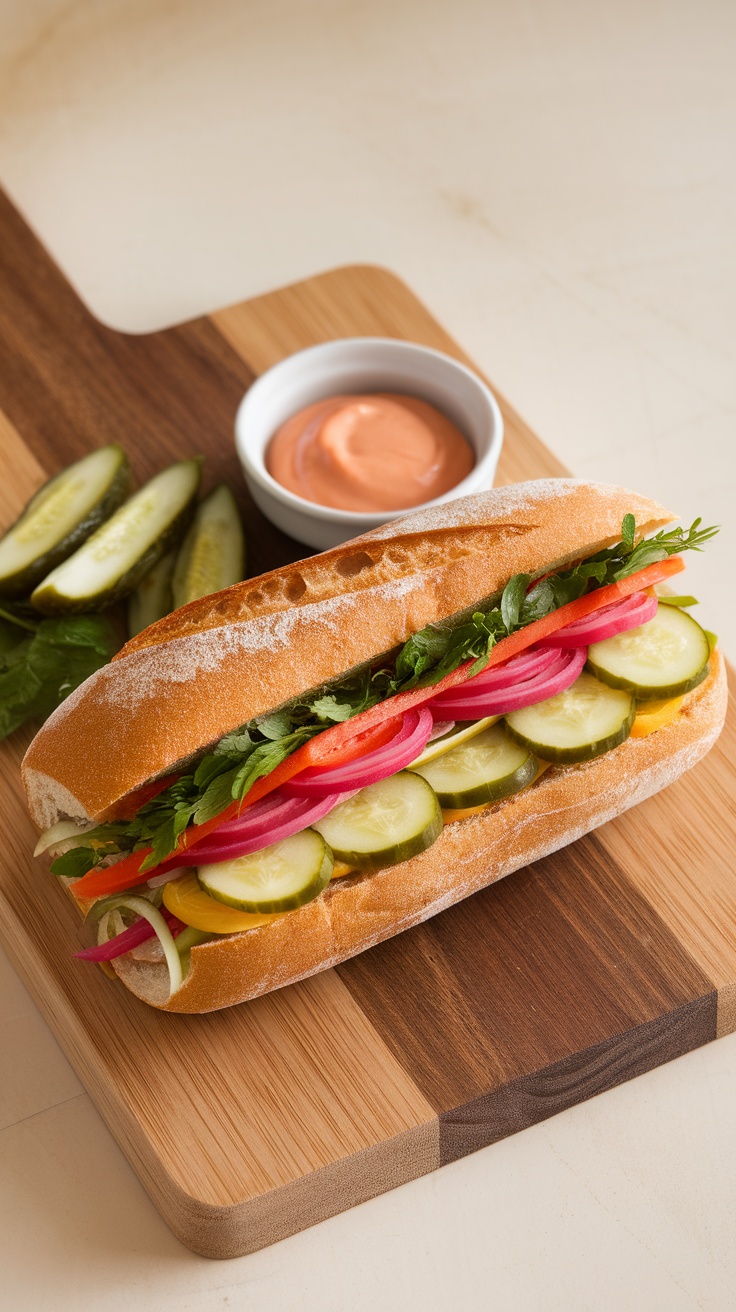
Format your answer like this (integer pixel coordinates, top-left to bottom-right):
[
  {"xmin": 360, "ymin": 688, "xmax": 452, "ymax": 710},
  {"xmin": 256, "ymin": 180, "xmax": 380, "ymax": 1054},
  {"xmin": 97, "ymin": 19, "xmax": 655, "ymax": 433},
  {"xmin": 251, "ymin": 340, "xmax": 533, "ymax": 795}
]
[{"xmin": 22, "ymin": 480, "xmax": 673, "ymax": 827}]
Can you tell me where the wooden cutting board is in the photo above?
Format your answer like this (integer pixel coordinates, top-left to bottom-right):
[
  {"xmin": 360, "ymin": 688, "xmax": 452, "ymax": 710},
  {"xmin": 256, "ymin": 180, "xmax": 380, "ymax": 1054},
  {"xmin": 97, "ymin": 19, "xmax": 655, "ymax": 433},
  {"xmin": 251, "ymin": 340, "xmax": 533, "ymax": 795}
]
[{"xmin": 0, "ymin": 187, "xmax": 735, "ymax": 1260}]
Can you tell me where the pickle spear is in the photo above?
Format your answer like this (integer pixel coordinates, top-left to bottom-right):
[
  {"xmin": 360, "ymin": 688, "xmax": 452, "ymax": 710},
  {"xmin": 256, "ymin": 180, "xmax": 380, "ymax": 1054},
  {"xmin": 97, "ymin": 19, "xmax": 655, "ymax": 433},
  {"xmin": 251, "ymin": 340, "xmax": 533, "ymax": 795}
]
[
  {"xmin": 0, "ymin": 445, "xmax": 130, "ymax": 599},
  {"xmin": 31, "ymin": 458, "xmax": 201, "ymax": 614},
  {"xmin": 172, "ymin": 483, "xmax": 246, "ymax": 608},
  {"xmin": 127, "ymin": 549, "xmax": 176, "ymax": 637}
]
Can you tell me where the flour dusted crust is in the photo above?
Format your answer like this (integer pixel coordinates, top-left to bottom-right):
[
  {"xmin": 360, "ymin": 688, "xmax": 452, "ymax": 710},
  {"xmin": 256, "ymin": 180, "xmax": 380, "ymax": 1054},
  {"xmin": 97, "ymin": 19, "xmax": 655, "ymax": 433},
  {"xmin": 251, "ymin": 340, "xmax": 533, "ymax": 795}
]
[
  {"xmin": 22, "ymin": 480, "xmax": 671, "ymax": 826},
  {"xmin": 112, "ymin": 650, "xmax": 728, "ymax": 1012}
]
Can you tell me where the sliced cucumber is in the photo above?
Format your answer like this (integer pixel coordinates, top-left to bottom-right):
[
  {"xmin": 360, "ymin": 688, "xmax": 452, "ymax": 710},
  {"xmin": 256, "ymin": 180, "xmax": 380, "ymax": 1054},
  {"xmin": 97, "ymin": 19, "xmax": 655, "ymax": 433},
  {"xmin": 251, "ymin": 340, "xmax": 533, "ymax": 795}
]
[
  {"xmin": 505, "ymin": 671, "xmax": 635, "ymax": 763},
  {"xmin": 410, "ymin": 723, "xmax": 536, "ymax": 809},
  {"xmin": 172, "ymin": 484, "xmax": 246, "ymax": 609},
  {"xmin": 127, "ymin": 549, "xmax": 176, "ymax": 637},
  {"xmin": 408, "ymin": 716, "xmax": 499, "ymax": 769},
  {"xmin": 313, "ymin": 771, "xmax": 442, "ymax": 870},
  {"xmin": 587, "ymin": 604, "xmax": 710, "ymax": 701},
  {"xmin": 197, "ymin": 828, "xmax": 333, "ymax": 913},
  {"xmin": 0, "ymin": 445, "xmax": 130, "ymax": 598},
  {"xmin": 31, "ymin": 458, "xmax": 201, "ymax": 614}
]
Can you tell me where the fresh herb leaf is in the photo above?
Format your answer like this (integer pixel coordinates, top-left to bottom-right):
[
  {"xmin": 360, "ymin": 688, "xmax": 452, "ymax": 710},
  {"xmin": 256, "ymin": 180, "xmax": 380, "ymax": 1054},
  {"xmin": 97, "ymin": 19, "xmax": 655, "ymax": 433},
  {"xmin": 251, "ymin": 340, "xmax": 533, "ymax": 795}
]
[
  {"xmin": 231, "ymin": 728, "xmax": 320, "ymax": 803},
  {"xmin": 613, "ymin": 518, "xmax": 718, "ymax": 580},
  {"xmin": 308, "ymin": 694, "xmax": 355, "ymax": 723},
  {"xmin": 500, "ymin": 574, "xmax": 530, "ymax": 632},
  {"xmin": 621, "ymin": 513, "xmax": 636, "ymax": 552},
  {"xmin": 392, "ymin": 626, "xmax": 451, "ymax": 688},
  {"xmin": 51, "ymin": 847, "xmax": 98, "ymax": 879},
  {"xmin": 214, "ymin": 728, "xmax": 254, "ymax": 757},
  {"xmin": 255, "ymin": 709, "xmax": 294, "ymax": 741},
  {"xmin": 192, "ymin": 766, "xmax": 241, "ymax": 827},
  {"xmin": 0, "ymin": 615, "xmax": 116, "ymax": 742}
]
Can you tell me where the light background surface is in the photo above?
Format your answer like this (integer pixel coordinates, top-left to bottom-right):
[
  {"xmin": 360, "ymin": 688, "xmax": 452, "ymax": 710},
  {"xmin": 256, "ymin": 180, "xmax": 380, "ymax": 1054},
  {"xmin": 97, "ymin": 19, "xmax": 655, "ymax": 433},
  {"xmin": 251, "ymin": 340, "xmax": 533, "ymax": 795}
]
[{"xmin": 0, "ymin": 1, "xmax": 735, "ymax": 1307}]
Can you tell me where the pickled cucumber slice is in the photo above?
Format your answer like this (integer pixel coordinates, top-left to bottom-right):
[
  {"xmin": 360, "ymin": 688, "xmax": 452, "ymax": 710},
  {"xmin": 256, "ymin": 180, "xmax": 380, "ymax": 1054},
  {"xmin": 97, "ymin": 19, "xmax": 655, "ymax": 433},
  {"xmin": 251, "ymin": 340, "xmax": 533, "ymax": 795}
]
[
  {"xmin": 410, "ymin": 723, "xmax": 537, "ymax": 808},
  {"xmin": 127, "ymin": 549, "xmax": 176, "ymax": 637},
  {"xmin": 408, "ymin": 716, "xmax": 499, "ymax": 769},
  {"xmin": 31, "ymin": 458, "xmax": 201, "ymax": 614},
  {"xmin": 0, "ymin": 445, "xmax": 130, "ymax": 598},
  {"xmin": 314, "ymin": 771, "xmax": 442, "ymax": 870},
  {"xmin": 172, "ymin": 484, "xmax": 245, "ymax": 608},
  {"xmin": 505, "ymin": 671, "xmax": 635, "ymax": 763},
  {"xmin": 197, "ymin": 828, "xmax": 333, "ymax": 913},
  {"xmin": 587, "ymin": 604, "xmax": 710, "ymax": 701}
]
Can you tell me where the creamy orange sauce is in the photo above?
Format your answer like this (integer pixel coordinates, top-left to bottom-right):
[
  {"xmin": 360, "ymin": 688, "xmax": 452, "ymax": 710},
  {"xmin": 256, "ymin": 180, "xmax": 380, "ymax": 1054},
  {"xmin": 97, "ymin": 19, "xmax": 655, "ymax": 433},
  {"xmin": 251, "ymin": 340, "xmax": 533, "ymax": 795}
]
[{"xmin": 266, "ymin": 392, "xmax": 475, "ymax": 512}]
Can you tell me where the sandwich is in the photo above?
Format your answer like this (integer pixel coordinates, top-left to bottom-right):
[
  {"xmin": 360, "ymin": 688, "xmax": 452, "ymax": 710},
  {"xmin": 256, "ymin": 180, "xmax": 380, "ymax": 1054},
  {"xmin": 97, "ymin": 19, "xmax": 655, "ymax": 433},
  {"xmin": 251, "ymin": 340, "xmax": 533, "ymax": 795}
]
[{"xmin": 22, "ymin": 479, "xmax": 726, "ymax": 1013}]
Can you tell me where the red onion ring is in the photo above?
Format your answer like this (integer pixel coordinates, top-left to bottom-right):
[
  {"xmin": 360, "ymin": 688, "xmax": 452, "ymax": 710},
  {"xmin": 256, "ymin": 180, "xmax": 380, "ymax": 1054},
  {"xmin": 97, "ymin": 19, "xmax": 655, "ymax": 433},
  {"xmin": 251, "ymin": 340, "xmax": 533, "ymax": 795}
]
[
  {"xmin": 430, "ymin": 646, "xmax": 587, "ymax": 717},
  {"xmin": 75, "ymin": 909, "xmax": 185, "ymax": 962},
  {"xmin": 460, "ymin": 644, "xmax": 561, "ymax": 691},
  {"xmin": 181, "ymin": 789, "xmax": 350, "ymax": 863},
  {"xmin": 546, "ymin": 591, "xmax": 657, "ymax": 647},
  {"xmin": 283, "ymin": 707, "xmax": 435, "ymax": 795}
]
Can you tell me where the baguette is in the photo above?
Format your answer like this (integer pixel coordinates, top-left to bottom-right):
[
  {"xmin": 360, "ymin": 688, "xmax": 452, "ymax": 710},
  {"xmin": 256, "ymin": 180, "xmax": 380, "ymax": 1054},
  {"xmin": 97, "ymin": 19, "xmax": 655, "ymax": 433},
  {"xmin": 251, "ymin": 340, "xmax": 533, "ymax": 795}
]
[
  {"xmin": 20, "ymin": 479, "xmax": 727, "ymax": 1014},
  {"xmin": 23, "ymin": 480, "xmax": 670, "ymax": 827}
]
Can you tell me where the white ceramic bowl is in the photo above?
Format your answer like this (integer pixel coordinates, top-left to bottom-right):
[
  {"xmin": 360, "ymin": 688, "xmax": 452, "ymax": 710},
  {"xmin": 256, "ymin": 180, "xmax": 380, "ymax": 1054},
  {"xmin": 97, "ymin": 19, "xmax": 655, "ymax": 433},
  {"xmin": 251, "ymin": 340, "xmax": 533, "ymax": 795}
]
[{"xmin": 234, "ymin": 337, "xmax": 504, "ymax": 550}]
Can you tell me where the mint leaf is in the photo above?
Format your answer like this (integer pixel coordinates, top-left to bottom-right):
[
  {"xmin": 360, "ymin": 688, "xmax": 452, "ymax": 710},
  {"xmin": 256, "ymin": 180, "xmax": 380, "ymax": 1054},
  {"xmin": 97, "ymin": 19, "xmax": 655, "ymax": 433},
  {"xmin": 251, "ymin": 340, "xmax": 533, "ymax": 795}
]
[
  {"xmin": 622, "ymin": 513, "xmax": 636, "ymax": 552},
  {"xmin": 393, "ymin": 627, "xmax": 450, "ymax": 688},
  {"xmin": 51, "ymin": 847, "xmax": 98, "ymax": 879},
  {"xmin": 500, "ymin": 574, "xmax": 530, "ymax": 632}
]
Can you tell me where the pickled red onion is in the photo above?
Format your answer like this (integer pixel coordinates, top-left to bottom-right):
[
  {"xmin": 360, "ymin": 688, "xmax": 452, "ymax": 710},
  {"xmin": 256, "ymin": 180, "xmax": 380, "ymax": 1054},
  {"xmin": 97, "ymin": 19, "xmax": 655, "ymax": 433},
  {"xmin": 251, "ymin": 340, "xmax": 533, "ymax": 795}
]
[
  {"xmin": 283, "ymin": 707, "xmax": 435, "ymax": 795},
  {"xmin": 179, "ymin": 789, "xmax": 350, "ymax": 863},
  {"xmin": 546, "ymin": 591, "xmax": 657, "ymax": 647},
  {"xmin": 75, "ymin": 908, "xmax": 185, "ymax": 962},
  {"xmin": 430, "ymin": 646, "xmax": 587, "ymax": 717}
]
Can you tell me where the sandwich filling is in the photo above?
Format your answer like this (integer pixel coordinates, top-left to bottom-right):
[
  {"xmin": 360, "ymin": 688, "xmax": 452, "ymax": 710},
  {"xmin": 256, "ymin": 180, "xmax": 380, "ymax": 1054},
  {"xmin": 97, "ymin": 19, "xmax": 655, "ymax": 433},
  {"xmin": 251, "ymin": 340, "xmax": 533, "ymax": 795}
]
[{"xmin": 38, "ymin": 515, "xmax": 718, "ymax": 996}]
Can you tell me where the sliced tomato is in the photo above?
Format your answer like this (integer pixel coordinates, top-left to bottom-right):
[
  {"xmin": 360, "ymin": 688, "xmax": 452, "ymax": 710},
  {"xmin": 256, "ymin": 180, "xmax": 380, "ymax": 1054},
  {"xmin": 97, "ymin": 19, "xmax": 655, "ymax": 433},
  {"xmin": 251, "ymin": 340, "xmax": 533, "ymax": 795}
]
[{"xmin": 72, "ymin": 554, "xmax": 684, "ymax": 900}]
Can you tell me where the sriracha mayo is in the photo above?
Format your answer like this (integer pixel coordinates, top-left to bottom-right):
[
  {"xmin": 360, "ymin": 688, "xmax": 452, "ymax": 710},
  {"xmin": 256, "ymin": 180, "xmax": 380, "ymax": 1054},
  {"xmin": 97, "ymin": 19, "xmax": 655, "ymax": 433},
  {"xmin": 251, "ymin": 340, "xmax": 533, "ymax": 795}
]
[{"xmin": 266, "ymin": 392, "xmax": 474, "ymax": 513}]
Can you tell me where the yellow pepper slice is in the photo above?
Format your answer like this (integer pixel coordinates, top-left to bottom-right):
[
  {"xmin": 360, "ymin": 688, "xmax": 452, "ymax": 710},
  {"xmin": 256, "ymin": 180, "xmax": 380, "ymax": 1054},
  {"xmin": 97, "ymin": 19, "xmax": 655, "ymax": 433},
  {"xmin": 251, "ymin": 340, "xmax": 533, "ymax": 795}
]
[
  {"xmin": 630, "ymin": 696, "xmax": 684, "ymax": 738},
  {"xmin": 163, "ymin": 870, "xmax": 283, "ymax": 933}
]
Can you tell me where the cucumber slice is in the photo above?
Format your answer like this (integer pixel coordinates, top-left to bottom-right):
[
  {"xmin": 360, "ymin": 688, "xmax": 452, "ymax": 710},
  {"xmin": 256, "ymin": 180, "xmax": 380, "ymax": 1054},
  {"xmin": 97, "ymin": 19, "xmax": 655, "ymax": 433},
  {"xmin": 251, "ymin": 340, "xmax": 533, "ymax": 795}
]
[
  {"xmin": 313, "ymin": 771, "xmax": 442, "ymax": 870},
  {"xmin": 505, "ymin": 671, "xmax": 635, "ymax": 763},
  {"xmin": 31, "ymin": 458, "xmax": 201, "ymax": 614},
  {"xmin": 587, "ymin": 604, "xmax": 710, "ymax": 701},
  {"xmin": 408, "ymin": 716, "xmax": 499, "ymax": 768},
  {"xmin": 197, "ymin": 828, "xmax": 333, "ymax": 913},
  {"xmin": 0, "ymin": 445, "xmax": 130, "ymax": 598},
  {"xmin": 127, "ymin": 549, "xmax": 176, "ymax": 637},
  {"xmin": 410, "ymin": 723, "xmax": 537, "ymax": 809},
  {"xmin": 172, "ymin": 484, "xmax": 246, "ymax": 608}
]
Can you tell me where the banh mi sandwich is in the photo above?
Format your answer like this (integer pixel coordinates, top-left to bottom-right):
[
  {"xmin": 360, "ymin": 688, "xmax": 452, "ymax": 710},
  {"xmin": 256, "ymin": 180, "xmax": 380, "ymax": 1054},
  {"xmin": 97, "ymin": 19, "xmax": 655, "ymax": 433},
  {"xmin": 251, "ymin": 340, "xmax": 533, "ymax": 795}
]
[{"xmin": 23, "ymin": 480, "xmax": 726, "ymax": 1013}]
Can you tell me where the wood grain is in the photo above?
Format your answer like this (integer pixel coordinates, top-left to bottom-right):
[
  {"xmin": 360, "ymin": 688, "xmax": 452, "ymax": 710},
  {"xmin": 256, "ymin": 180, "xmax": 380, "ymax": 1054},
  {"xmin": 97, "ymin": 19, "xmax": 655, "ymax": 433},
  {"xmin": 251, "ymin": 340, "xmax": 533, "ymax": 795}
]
[{"xmin": 0, "ymin": 186, "xmax": 734, "ymax": 1258}]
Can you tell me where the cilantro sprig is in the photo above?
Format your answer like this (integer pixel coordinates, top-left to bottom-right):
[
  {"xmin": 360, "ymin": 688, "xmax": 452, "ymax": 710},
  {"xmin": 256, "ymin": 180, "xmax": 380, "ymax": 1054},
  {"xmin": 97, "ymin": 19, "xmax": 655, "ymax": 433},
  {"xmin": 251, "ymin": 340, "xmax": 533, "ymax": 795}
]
[{"xmin": 58, "ymin": 513, "xmax": 717, "ymax": 875}]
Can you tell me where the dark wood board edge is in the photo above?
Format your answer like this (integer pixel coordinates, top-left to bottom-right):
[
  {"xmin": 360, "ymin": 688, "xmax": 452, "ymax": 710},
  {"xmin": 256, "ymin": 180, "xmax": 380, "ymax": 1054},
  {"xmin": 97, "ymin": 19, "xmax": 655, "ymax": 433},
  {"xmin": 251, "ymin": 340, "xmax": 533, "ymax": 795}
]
[{"xmin": 439, "ymin": 992, "xmax": 717, "ymax": 1165}]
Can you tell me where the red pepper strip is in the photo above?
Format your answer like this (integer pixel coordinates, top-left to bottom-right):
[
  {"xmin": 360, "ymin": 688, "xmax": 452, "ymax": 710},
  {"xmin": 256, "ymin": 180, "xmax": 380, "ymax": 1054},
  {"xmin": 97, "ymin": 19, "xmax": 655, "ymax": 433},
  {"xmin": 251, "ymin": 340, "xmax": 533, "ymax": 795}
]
[
  {"xmin": 71, "ymin": 554, "xmax": 683, "ymax": 901},
  {"xmin": 113, "ymin": 773, "xmax": 180, "ymax": 820}
]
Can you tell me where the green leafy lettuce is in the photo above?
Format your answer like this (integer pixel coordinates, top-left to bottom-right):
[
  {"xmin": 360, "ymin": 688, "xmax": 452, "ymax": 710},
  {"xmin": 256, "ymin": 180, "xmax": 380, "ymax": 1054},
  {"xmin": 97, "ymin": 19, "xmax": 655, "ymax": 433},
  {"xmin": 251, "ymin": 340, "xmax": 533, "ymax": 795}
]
[
  {"xmin": 54, "ymin": 514, "xmax": 717, "ymax": 876},
  {"xmin": 0, "ymin": 609, "xmax": 116, "ymax": 742}
]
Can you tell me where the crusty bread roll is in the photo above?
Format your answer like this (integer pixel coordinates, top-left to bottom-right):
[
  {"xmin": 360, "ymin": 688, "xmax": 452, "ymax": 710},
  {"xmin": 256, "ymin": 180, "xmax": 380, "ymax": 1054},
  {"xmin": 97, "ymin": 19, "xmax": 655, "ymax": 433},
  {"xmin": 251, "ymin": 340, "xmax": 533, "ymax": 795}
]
[
  {"xmin": 21, "ymin": 478, "xmax": 727, "ymax": 1015},
  {"xmin": 23, "ymin": 480, "xmax": 671, "ymax": 827}
]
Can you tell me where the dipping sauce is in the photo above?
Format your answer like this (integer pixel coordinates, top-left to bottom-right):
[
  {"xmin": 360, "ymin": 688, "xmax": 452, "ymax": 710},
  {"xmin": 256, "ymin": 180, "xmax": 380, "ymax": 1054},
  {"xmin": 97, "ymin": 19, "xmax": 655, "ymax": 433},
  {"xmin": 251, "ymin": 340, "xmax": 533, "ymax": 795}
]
[{"xmin": 266, "ymin": 393, "xmax": 475, "ymax": 513}]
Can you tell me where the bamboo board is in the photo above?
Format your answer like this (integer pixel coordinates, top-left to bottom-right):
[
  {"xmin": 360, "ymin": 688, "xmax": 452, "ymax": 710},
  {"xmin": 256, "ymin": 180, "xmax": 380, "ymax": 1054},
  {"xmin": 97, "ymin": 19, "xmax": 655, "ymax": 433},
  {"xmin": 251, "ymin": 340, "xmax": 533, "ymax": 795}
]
[{"xmin": 0, "ymin": 188, "xmax": 734, "ymax": 1259}]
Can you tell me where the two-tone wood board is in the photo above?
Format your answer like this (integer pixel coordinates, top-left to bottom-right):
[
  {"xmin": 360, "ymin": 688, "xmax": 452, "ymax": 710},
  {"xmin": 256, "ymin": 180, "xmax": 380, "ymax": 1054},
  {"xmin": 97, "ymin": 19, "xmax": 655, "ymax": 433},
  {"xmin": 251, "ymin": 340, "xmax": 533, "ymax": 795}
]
[{"xmin": 0, "ymin": 187, "xmax": 734, "ymax": 1259}]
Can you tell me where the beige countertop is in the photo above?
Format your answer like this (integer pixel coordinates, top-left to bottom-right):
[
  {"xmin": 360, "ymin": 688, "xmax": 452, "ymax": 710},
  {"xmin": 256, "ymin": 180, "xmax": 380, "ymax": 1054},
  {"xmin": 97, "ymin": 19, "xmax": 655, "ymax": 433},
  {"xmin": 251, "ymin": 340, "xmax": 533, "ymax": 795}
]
[{"xmin": 1, "ymin": 1, "xmax": 735, "ymax": 1307}]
